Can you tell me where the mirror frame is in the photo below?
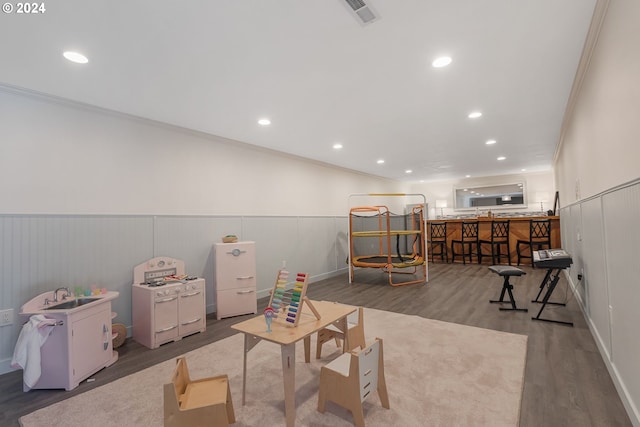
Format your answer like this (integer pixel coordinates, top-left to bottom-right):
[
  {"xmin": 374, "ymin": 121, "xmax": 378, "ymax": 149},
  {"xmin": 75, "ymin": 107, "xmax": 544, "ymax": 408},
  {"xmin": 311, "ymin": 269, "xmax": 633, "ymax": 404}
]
[{"xmin": 453, "ymin": 182, "xmax": 527, "ymax": 211}]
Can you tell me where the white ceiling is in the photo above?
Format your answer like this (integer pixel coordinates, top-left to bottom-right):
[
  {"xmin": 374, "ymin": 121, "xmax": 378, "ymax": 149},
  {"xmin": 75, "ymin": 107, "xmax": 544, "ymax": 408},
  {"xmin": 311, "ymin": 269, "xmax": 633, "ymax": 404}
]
[{"xmin": 0, "ymin": 0, "xmax": 597, "ymax": 182}]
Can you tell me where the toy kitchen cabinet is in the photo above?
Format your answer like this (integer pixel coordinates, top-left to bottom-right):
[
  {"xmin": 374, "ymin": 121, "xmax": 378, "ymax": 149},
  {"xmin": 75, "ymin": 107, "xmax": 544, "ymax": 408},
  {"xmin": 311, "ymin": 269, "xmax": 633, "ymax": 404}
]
[
  {"xmin": 214, "ymin": 241, "xmax": 257, "ymax": 319},
  {"xmin": 132, "ymin": 257, "xmax": 206, "ymax": 349},
  {"xmin": 18, "ymin": 291, "xmax": 120, "ymax": 391}
]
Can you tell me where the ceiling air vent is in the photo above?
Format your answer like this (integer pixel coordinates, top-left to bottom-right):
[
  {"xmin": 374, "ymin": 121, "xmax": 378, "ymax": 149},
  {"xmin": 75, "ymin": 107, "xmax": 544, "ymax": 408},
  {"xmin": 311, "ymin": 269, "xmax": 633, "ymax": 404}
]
[{"xmin": 343, "ymin": 0, "xmax": 379, "ymax": 25}]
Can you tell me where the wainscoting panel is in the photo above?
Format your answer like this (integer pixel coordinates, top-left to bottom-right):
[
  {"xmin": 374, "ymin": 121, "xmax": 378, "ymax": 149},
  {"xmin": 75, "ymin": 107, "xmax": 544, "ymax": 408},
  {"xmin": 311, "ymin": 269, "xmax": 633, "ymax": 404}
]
[
  {"xmin": 565, "ymin": 204, "xmax": 584, "ymax": 301},
  {"xmin": 0, "ymin": 215, "xmax": 154, "ymax": 373},
  {"xmin": 560, "ymin": 179, "xmax": 640, "ymax": 426},
  {"xmin": 334, "ymin": 216, "xmax": 349, "ymax": 275},
  {"xmin": 295, "ymin": 217, "xmax": 340, "ymax": 277},
  {"xmin": 154, "ymin": 216, "xmax": 242, "ymax": 311},
  {"xmin": 580, "ymin": 197, "xmax": 611, "ymax": 358},
  {"xmin": 240, "ymin": 216, "xmax": 345, "ymax": 298},
  {"xmin": 602, "ymin": 183, "xmax": 640, "ymax": 416},
  {"xmin": 241, "ymin": 216, "xmax": 304, "ymax": 296},
  {"xmin": 0, "ymin": 214, "xmax": 346, "ymax": 375}
]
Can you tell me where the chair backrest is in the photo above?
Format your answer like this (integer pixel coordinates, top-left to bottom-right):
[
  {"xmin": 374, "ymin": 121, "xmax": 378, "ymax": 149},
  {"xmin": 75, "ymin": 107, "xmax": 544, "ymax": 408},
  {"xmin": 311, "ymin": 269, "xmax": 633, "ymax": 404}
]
[
  {"xmin": 491, "ymin": 220, "xmax": 510, "ymax": 240},
  {"xmin": 171, "ymin": 357, "xmax": 191, "ymax": 397},
  {"xmin": 350, "ymin": 338, "xmax": 383, "ymax": 403},
  {"xmin": 345, "ymin": 307, "xmax": 366, "ymax": 352},
  {"xmin": 461, "ymin": 221, "xmax": 479, "ymax": 241},
  {"xmin": 429, "ymin": 222, "xmax": 447, "ymax": 240},
  {"xmin": 530, "ymin": 219, "xmax": 551, "ymax": 242}
]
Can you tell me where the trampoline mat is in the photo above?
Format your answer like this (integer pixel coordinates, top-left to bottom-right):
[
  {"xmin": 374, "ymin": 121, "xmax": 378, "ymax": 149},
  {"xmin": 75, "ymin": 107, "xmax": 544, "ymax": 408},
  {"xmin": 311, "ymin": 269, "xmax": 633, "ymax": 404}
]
[{"xmin": 353, "ymin": 255, "xmax": 424, "ymax": 268}]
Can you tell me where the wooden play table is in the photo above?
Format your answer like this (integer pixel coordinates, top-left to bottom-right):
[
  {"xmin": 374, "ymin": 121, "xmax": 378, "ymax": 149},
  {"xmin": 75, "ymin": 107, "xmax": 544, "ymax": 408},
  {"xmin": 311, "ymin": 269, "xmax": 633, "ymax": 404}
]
[{"xmin": 231, "ymin": 300, "xmax": 357, "ymax": 427}]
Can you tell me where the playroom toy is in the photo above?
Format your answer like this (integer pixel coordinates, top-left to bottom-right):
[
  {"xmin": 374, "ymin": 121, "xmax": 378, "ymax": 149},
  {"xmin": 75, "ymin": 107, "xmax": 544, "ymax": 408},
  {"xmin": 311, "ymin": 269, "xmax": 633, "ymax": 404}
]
[{"xmin": 267, "ymin": 265, "xmax": 320, "ymax": 326}]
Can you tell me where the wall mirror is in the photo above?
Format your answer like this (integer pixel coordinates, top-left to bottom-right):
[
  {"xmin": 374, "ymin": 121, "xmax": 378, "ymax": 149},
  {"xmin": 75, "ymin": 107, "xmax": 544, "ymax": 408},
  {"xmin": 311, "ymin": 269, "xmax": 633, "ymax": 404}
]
[{"xmin": 454, "ymin": 182, "xmax": 526, "ymax": 210}]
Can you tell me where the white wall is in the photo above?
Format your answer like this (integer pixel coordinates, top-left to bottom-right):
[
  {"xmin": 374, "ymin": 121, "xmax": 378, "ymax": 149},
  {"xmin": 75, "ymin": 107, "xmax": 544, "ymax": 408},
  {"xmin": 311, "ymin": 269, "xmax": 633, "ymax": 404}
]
[
  {"xmin": 556, "ymin": 0, "xmax": 640, "ymax": 203},
  {"xmin": 555, "ymin": 1, "xmax": 640, "ymax": 425},
  {"xmin": 0, "ymin": 87, "xmax": 407, "ymax": 216}
]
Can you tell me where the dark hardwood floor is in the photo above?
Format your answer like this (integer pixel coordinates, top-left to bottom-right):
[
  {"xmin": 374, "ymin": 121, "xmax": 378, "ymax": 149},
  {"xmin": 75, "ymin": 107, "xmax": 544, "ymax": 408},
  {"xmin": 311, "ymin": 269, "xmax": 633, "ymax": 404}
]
[{"xmin": 0, "ymin": 263, "xmax": 632, "ymax": 426}]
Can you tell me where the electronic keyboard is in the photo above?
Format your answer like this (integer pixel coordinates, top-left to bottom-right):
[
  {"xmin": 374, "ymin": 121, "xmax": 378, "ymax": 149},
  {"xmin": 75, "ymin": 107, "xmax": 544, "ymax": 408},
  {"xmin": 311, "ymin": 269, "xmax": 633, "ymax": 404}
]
[{"xmin": 533, "ymin": 249, "xmax": 573, "ymax": 269}]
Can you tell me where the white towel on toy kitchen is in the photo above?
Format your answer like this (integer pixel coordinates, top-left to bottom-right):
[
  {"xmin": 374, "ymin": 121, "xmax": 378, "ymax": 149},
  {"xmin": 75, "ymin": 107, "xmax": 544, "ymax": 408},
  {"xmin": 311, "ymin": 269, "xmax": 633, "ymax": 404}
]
[{"xmin": 11, "ymin": 314, "xmax": 58, "ymax": 391}]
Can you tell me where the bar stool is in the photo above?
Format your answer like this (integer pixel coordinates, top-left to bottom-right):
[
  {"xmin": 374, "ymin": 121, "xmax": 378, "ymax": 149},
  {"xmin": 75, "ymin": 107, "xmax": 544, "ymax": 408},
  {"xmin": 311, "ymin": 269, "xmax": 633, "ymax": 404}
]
[
  {"xmin": 428, "ymin": 222, "xmax": 448, "ymax": 263},
  {"xmin": 451, "ymin": 221, "xmax": 480, "ymax": 264},
  {"xmin": 516, "ymin": 219, "xmax": 551, "ymax": 266},
  {"xmin": 488, "ymin": 265, "xmax": 527, "ymax": 312},
  {"xmin": 479, "ymin": 220, "xmax": 511, "ymax": 265}
]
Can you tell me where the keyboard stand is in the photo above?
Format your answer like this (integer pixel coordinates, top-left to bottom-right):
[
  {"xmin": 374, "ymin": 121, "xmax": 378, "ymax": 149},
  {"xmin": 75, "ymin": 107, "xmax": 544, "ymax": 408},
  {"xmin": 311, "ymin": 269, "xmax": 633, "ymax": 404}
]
[{"xmin": 531, "ymin": 267, "xmax": 573, "ymax": 327}]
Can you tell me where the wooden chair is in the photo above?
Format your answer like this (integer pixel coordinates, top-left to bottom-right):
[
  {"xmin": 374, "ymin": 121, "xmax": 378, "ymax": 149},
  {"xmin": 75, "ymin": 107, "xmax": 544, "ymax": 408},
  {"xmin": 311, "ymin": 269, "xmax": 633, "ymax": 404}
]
[
  {"xmin": 317, "ymin": 337, "xmax": 390, "ymax": 427},
  {"xmin": 316, "ymin": 306, "xmax": 366, "ymax": 359},
  {"xmin": 428, "ymin": 222, "xmax": 449, "ymax": 263},
  {"xmin": 479, "ymin": 220, "xmax": 511, "ymax": 265},
  {"xmin": 164, "ymin": 357, "xmax": 235, "ymax": 427},
  {"xmin": 516, "ymin": 219, "xmax": 552, "ymax": 266},
  {"xmin": 451, "ymin": 221, "xmax": 480, "ymax": 264}
]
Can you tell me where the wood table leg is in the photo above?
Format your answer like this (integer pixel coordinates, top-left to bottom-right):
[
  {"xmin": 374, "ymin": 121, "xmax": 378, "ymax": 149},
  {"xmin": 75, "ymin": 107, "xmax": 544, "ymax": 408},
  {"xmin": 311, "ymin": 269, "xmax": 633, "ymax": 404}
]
[
  {"xmin": 281, "ymin": 343, "xmax": 296, "ymax": 427},
  {"xmin": 304, "ymin": 336, "xmax": 311, "ymax": 363},
  {"xmin": 242, "ymin": 334, "xmax": 249, "ymax": 405},
  {"xmin": 242, "ymin": 334, "xmax": 261, "ymax": 406}
]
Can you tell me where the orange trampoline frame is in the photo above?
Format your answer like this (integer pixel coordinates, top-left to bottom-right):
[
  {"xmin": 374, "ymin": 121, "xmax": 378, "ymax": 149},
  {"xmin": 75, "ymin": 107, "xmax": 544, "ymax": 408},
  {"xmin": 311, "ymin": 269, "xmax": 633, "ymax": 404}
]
[{"xmin": 349, "ymin": 204, "xmax": 426, "ymax": 286}]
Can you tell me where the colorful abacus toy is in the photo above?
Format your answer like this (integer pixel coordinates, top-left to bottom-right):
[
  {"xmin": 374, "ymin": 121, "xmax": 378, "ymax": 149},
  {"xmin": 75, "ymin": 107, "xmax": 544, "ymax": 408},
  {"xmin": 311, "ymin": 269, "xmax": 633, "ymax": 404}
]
[
  {"xmin": 268, "ymin": 267, "xmax": 289, "ymax": 318},
  {"xmin": 268, "ymin": 267, "xmax": 320, "ymax": 326}
]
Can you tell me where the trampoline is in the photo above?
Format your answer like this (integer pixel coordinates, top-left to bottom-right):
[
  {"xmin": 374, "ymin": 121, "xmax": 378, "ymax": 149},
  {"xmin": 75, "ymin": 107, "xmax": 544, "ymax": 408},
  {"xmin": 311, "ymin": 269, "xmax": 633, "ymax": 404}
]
[{"xmin": 349, "ymin": 204, "xmax": 426, "ymax": 286}]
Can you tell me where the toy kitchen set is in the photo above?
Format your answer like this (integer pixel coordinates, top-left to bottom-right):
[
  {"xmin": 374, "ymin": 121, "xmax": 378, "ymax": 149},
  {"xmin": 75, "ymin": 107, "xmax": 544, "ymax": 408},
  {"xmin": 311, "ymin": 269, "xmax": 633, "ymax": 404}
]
[{"xmin": 132, "ymin": 257, "xmax": 206, "ymax": 349}]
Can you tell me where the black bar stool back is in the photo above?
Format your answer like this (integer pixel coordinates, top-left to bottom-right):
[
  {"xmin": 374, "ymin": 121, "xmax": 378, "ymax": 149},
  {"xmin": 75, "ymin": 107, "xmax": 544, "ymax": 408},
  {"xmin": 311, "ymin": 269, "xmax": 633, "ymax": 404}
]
[
  {"xmin": 451, "ymin": 221, "xmax": 480, "ymax": 264},
  {"xmin": 428, "ymin": 222, "xmax": 448, "ymax": 263},
  {"xmin": 479, "ymin": 220, "xmax": 511, "ymax": 265},
  {"xmin": 516, "ymin": 219, "xmax": 552, "ymax": 266}
]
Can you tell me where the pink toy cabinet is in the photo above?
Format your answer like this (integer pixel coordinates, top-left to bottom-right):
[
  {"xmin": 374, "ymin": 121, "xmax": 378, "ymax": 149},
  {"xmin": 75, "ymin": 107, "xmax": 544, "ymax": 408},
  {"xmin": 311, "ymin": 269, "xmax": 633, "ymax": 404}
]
[{"xmin": 214, "ymin": 241, "xmax": 257, "ymax": 319}]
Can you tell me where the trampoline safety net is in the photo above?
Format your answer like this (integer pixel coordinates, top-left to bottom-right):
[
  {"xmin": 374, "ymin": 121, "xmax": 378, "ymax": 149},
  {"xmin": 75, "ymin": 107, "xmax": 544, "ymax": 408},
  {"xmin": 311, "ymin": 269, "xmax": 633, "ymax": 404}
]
[{"xmin": 350, "ymin": 206, "xmax": 425, "ymax": 266}]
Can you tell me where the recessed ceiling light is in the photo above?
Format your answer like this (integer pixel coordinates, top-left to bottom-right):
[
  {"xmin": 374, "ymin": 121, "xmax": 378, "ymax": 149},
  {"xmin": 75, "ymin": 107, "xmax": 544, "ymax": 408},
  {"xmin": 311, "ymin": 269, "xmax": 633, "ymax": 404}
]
[
  {"xmin": 257, "ymin": 118, "xmax": 271, "ymax": 126},
  {"xmin": 63, "ymin": 51, "xmax": 88, "ymax": 64},
  {"xmin": 521, "ymin": 168, "xmax": 527, "ymax": 172},
  {"xmin": 432, "ymin": 56, "xmax": 452, "ymax": 68},
  {"xmin": 485, "ymin": 139, "xmax": 497, "ymax": 145},
  {"xmin": 497, "ymin": 156, "xmax": 506, "ymax": 161},
  {"xmin": 405, "ymin": 169, "xmax": 413, "ymax": 174},
  {"xmin": 333, "ymin": 143, "xmax": 343, "ymax": 150},
  {"xmin": 377, "ymin": 159, "xmax": 385, "ymax": 164},
  {"xmin": 465, "ymin": 175, "xmax": 471, "ymax": 178},
  {"xmin": 468, "ymin": 111, "xmax": 482, "ymax": 119}
]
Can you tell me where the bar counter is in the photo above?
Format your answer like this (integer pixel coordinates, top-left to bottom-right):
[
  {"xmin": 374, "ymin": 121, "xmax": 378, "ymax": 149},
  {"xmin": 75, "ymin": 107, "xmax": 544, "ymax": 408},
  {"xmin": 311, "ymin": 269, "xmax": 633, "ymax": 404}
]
[{"xmin": 426, "ymin": 216, "xmax": 561, "ymax": 265}]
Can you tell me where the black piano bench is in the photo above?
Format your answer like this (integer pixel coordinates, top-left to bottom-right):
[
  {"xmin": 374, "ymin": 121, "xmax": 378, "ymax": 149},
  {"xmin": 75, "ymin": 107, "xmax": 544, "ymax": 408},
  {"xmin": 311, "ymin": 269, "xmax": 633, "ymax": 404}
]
[{"xmin": 489, "ymin": 265, "xmax": 528, "ymax": 312}]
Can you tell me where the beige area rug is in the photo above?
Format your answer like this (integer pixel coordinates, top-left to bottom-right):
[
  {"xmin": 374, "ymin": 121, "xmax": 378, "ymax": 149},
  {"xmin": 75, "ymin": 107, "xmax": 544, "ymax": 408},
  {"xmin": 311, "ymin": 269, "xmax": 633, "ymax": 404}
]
[{"xmin": 20, "ymin": 308, "xmax": 527, "ymax": 427}]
